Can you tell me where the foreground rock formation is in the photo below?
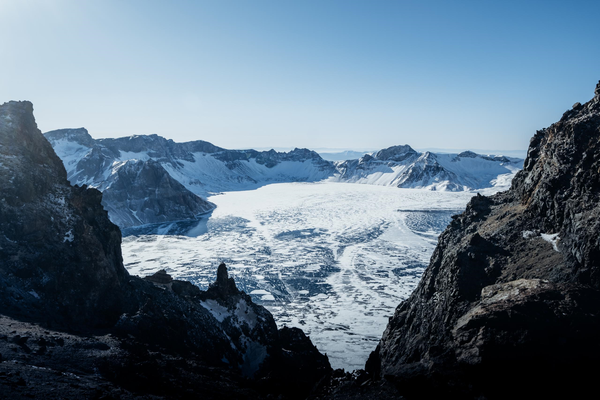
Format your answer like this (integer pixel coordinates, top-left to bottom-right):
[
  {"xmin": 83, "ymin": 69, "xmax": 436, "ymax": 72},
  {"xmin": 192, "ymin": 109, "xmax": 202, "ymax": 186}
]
[
  {"xmin": 0, "ymin": 101, "xmax": 330, "ymax": 399},
  {"xmin": 363, "ymin": 82, "xmax": 600, "ymax": 398}
]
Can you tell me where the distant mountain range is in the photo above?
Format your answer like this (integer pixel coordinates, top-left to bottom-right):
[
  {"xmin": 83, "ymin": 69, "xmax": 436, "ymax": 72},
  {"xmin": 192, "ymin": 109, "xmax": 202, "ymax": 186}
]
[
  {"xmin": 44, "ymin": 128, "xmax": 523, "ymax": 228},
  {"xmin": 332, "ymin": 145, "xmax": 522, "ymax": 191}
]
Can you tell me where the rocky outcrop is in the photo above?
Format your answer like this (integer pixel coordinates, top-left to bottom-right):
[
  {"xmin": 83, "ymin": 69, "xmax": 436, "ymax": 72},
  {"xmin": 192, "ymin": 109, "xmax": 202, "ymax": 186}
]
[
  {"xmin": 0, "ymin": 101, "xmax": 331, "ymax": 398},
  {"xmin": 365, "ymin": 82, "xmax": 600, "ymax": 398},
  {"xmin": 0, "ymin": 101, "xmax": 128, "ymax": 327},
  {"xmin": 101, "ymin": 158, "xmax": 214, "ymax": 228},
  {"xmin": 197, "ymin": 264, "xmax": 332, "ymax": 394}
]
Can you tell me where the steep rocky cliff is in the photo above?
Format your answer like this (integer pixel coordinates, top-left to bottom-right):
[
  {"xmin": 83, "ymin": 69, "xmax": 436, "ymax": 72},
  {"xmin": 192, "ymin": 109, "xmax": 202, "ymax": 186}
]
[
  {"xmin": 44, "ymin": 128, "xmax": 216, "ymax": 228},
  {"xmin": 365, "ymin": 82, "xmax": 600, "ymax": 398},
  {"xmin": 101, "ymin": 159, "xmax": 214, "ymax": 228},
  {"xmin": 0, "ymin": 101, "xmax": 128, "ymax": 327},
  {"xmin": 0, "ymin": 101, "xmax": 330, "ymax": 398}
]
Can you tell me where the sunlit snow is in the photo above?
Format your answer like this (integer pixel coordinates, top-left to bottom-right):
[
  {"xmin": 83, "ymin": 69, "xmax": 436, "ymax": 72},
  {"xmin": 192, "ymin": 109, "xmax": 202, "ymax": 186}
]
[{"xmin": 122, "ymin": 182, "xmax": 478, "ymax": 370}]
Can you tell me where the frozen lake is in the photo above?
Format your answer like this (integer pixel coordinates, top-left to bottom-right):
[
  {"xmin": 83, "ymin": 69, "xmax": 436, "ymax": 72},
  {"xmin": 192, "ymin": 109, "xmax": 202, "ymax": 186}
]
[{"xmin": 122, "ymin": 182, "xmax": 476, "ymax": 370}]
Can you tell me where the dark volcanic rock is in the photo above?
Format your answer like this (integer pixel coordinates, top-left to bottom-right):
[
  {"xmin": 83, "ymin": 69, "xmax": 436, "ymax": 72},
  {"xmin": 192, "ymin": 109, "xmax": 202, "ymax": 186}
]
[
  {"xmin": 365, "ymin": 82, "xmax": 600, "ymax": 398},
  {"xmin": 0, "ymin": 101, "xmax": 331, "ymax": 398},
  {"xmin": 198, "ymin": 264, "xmax": 332, "ymax": 398},
  {"xmin": 101, "ymin": 158, "xmax": 214, "ymax": 228},
  {"xmin": 0, "ymin": 101, "xmax": 128, "ymax": 327}
]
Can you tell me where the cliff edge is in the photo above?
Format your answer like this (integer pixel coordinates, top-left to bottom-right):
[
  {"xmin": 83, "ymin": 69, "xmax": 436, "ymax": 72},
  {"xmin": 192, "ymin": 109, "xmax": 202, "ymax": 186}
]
[
  {"xmin": 0, "ymin": 101, "xmax": 330, "ymax": 399},
  {"xmin": 365, "ymin": 82, "xmax": 600, "ymax": 398}
]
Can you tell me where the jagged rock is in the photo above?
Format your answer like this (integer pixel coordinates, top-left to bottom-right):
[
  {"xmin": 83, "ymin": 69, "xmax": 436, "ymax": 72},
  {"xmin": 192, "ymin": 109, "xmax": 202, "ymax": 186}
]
[
  {"xmin": 0, "ymin": 101, "xmax": 128, "ymax": 327},
  {"xmin": 101, "ymin": 158, "xmax": 215, "ymax": 228},
  {"xmin": 372, "ymin": 145, "xmax": 417, "ymax": 162},
  {"xmin": 202, "ymin": 262, "xmax": 240, "ymax": 300},
  {"xmin": 0, "ymin": 102, "xmax": 331, "ymax": 398},
  {"xmin": 365, "ymin": 81, "xmax": 600, "ymax": 398},
  {"xmin": 44, "ymin": 128, "xmax": 216, "ymax": 228},
  {"xmin": 143, "ymin": 269, "xmax": 173, "ymax": 285}
]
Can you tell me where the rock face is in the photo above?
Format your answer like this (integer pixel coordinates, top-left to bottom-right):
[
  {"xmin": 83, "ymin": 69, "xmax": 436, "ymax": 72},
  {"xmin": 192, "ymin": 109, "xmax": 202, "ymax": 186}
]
[
  {"xmin": 0, "ymin": 101, "xmax": 331, "ymax": 398},
  {"xmin": 44, "ymin": 128, "xmax": 215, "ymax": 228},
  {"xmin": 101, "ymin": 158, "xmax": 214, "ymax": 228},
  {"xmin": 0, "ymin": 101, "xmax": 128, "ymax": 327},
  {"xmin": 366, "ymin": 82, "xmax": 600, "ymax": 398}
]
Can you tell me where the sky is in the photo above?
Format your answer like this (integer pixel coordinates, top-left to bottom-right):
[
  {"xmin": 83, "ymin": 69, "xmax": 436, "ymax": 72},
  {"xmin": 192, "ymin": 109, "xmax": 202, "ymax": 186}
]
[{"xmin": 1, "ymin": 0, "xmax": 599, "ymax": 152}]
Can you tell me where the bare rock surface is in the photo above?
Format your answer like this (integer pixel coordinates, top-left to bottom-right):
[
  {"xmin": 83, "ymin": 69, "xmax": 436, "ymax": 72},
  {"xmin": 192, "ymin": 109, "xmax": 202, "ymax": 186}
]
[
  {"xmin": 362, "ymin": 82, "xmax": 600, "ymax": 398},
  {"xmin": 0, "ymin": 101, "xmax": 331, "ymax": 399}
]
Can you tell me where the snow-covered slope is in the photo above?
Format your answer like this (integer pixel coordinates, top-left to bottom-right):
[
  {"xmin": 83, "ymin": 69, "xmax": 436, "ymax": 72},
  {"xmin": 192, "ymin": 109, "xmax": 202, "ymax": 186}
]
[
  {"xmin": 44, "ymin": 130, "xmax": 523, "ymax": 229},
  {"xmin": 332, "ymin": 145, "xmax": 523, "ymax": 191},
  {"xmin": 44, "ymin": 129, "xmax": 336, "ymax": 227},
  {"xmin": 44, "ymin": 129, "xmax": 217, "ymax": 227}
]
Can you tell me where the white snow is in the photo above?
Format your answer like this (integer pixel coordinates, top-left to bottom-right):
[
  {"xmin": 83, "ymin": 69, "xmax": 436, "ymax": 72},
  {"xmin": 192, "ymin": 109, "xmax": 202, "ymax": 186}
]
[
  {"xmin": 200, "ymin": 299, "xmax": 230, "ymax": 322},
  {"xmin": 330, "ymin": 152, "xmax": 522, "ymax": 192},
  {"xmin": 122, "ymin": 182, "xmax": 483, "ymax": 370},
  {"xmin": 540, "ymin": 233, "xmax": 560, "ymax": 252},
  {"xmin": 234, "ymin": 299, "xmax": 258, "ymax": 329},
  {"xmin": 63, "ymin": 229, "xmax": 74, "ymax": 243},
  {"xmin": 118, "ymin": 151, "xmax": 151, "ymax": 161},
  {"xmin": 522, "ymin": 231, "xmax": 560, "ymax": 252},
  {"xmin": 161, "ymin": 153, "xmax": 333, "ymax": 197},
  {"xmin": 50, "ymin": 139, "xmax": 92, "ymax": 169}
]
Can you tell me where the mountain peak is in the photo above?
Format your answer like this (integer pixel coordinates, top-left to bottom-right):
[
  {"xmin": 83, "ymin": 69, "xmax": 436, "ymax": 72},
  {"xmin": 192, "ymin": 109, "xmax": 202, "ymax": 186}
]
[
  {"xmin": 457, "ymin": 150, "xmax": 478, "ymax": 158},
  {"xmin": 373, "ymin": 144, "xmax": 417, "ymax": 161},
  {"xmin": 44, "ymin": 127, "xmax": 95, "ymax": 147}
]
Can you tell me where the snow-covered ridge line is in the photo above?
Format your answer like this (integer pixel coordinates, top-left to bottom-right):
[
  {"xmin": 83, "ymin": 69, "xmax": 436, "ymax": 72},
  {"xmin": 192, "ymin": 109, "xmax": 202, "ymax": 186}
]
[{"xmin": 44, "ymin": 128, "xmax": 523, "ymax": 228}]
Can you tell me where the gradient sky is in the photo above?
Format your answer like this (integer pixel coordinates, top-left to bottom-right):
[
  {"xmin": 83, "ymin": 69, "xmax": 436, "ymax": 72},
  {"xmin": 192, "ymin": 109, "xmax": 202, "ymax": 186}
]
[{"xmin": 1, "ymin": 0, "xmax": 599, "ymax": 152}]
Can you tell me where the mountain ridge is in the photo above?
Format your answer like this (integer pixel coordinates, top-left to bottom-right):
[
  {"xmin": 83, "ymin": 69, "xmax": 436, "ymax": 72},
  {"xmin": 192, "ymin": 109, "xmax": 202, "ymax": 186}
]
[{"xmin": 45, "ymin": 129, "xmax": 523, "ymax": 229}]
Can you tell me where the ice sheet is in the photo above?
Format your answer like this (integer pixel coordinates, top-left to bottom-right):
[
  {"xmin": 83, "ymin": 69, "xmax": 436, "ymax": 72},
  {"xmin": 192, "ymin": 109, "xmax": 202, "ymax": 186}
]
[{"xmin": 122, "ymin": 182, "xmax": 478, "ymax": 370}]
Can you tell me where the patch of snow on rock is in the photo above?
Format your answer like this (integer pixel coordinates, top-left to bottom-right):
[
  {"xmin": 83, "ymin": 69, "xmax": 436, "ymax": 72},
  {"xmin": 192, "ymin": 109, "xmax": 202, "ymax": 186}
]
[
  {"xmin": 200, "ymin": 299, "xmax": 230, "ymax": 322},
  {"xmin": 540, "ymin": 233, "xmax": 560, "ymax": 252},
  {"xmin": 234, "ymin": 299, "xmax": 258, "ymax": 329}
]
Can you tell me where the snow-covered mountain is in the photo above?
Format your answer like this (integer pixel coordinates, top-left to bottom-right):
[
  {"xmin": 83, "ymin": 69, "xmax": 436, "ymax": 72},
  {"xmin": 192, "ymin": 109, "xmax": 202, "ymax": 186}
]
[
  {"xmin": 44, "ymin": 129, "xmax": 523, "ymax": 229},
  {"xmin": 44, "ymin": 128, "xmax": 335, "ymax": 227},
  {"xmin": 332, "ymin": 145, "xmax": 523, "ymax": 191}
]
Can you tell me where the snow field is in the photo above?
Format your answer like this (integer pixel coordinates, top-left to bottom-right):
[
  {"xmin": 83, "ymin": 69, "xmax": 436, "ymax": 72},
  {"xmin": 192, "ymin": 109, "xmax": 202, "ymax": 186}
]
[{"xmin": 122, "ymin": 182, "xmax": 476, "ymax": 370}]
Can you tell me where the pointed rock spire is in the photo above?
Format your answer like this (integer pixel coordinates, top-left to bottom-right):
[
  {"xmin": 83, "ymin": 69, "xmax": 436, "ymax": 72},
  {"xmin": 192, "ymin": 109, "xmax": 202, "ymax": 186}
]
[
  {"xmin": 201, "ymin": 263, "xmax": 240, "ymax": 301},
  {"xmin": 216, "ymin": 262, "xmax": 229, "ymax": 284}
]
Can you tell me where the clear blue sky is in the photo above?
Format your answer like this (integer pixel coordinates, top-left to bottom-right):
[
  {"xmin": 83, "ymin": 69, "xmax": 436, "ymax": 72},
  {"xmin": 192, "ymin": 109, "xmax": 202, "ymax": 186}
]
[{"xmin": 1, "ymin": 0, "xmax": 599, "ymax": 152}]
